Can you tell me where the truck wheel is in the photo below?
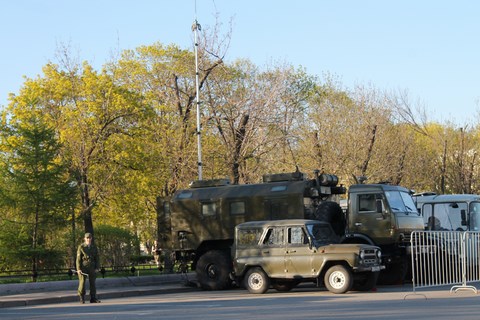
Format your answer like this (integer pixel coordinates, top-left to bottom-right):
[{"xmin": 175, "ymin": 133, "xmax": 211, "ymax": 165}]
[
  {"xmin": 378, "ymin": 259, "xmax": 407, "ymax": 285},
  {"xmin": 196, "ymin": 250, "xmax": 232, "ymax": 290},
  {"xmin": 314, "ymin": 201, "xmax": 346, "ymax": 237},
  {"xmin": 353, "ymin": 272, "xmax": 379, "ymax": 291},
  {"xmin": 324, "ymin": 265, "xmax": 353, "ymax": 294},
  {"xmin": 244, "ymin": 267, "xmax": 270, "ymax": 294}
]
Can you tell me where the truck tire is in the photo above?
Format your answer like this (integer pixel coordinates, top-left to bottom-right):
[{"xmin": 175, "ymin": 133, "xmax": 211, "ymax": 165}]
[
  {"xmin": 314, "ymin": 201, "xmax": 346, "ymax": 237},
  {"xmin": 244, "ymin": 267, "xmax": 270, "ymax": 294},
  {"xmin": 324, "ymin": 265, "xmax": 353, "ymax": 294},
  {"xmin": 353, "ymin": 271, "xmax": 379, "ymax": 291},
  {"xmin": 196, "ymin": 250, "xmax": 232, "ymax": 290},
  {"xmin": 378, "ymin": 259, "xmax": 408, "ymax": 285}
]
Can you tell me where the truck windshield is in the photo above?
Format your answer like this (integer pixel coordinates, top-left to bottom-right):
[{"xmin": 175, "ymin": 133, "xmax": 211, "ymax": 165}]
[
  {"xmin": 306, "ymin": 223, "xmax": 339, "ymax": 246},
  {"xmin": 470, "ymin": 202, "xmax": 480, "ymax": 231},
  {"xmin": 385, "ymin": 191, "xmax": 418, "ymax": 214}
]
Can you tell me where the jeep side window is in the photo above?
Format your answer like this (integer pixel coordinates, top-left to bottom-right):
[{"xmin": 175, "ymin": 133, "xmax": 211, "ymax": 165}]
[
  {"xmin": 263, "ymin": 227, "xmax": 284, "ymax": 246},
  {"xmin": 288, "ymin": 226, "xmax": 308, "ymax": 245},
  {"xmin": 237, "ymin": 228, "xmax": 263, "ymax": 247}
]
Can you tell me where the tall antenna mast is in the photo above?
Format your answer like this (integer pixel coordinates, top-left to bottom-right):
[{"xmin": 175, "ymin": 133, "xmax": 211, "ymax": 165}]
[{"xmin": 193, "ymin": 1, "xmax": 203, "ymax": 180}]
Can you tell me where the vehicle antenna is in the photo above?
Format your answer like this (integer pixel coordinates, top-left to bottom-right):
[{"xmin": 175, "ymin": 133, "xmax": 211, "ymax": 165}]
[{"xmin": 193, "ymin": 0, "xmax": 203, "ymax": 180}]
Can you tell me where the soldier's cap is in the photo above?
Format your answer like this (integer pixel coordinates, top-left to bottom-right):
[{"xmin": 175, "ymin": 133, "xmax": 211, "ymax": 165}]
[{"xmin": 84, "ymin": 232, "xmax": 92, "ymax": 238}]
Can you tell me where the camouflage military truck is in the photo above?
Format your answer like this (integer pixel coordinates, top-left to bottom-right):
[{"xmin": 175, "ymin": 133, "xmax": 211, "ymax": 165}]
[
  {"xmin": 234, "ymin": 219, "xmax": 384, "ymax": 294},
  {"xmin": 156, "ymin": 169, "xmax": 423, "ymax": 289}
]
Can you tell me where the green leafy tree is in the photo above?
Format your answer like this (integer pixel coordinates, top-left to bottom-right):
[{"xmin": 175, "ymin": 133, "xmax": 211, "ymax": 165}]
[
  {"xmin": 12, "ymin": 58, "xmax": 147, "ymax": 237},
  {"xmin": 0, "ymin": 100, "xmax": 75, "ymax": 278},
  {"xmin": 94, "ymin": 224, "xmax": 139, "ymax": 268}
]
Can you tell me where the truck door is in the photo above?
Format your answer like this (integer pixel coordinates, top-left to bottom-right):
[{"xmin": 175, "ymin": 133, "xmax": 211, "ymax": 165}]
[
  {"xmin": 284, "ymin": 226, "xmax": 313, "ymax": 277},
  {"xmin": 351, "ymin": 193, "xmax": 391, "ymax": 245}
]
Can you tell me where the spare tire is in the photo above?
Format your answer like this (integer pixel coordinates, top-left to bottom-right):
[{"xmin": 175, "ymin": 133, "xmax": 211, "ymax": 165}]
[{"xmin": 313, "ymin": 201, "xmax": 346, "ymax": 237}]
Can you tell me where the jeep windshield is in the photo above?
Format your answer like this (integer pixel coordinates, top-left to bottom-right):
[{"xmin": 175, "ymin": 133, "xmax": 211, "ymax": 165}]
[
  {"xmin": 306, "ymin": 223, "xmax": 339, "ymax": 246},
  {"xmin": 385, "ymin": 191, "xmax": 418, "ymax": 214}
]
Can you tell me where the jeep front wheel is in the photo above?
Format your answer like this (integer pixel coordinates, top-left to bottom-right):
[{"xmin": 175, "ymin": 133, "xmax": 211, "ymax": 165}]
[
  {"xmin": 244, "ymin": 267, "xmax": 270, "ymax": 294},
  {"xmin": 324, "ymin": 265, "xmax": 353, "ymax": 294}
]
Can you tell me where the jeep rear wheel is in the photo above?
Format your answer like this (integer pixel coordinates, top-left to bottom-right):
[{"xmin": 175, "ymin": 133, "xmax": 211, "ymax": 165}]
[
  {"xmin": 244, "ymin": 267, "xmax": 270, "ymax": 294},
  {"xmin": 324, "ymin": 265, "xmax": 353, "ymax": 294},
  {"xmin": 196, "ymin": 250, "xmax": 232, "ymax": 290}
]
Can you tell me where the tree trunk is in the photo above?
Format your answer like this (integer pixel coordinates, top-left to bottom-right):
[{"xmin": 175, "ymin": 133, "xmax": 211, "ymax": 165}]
[
  {"xmin": 360, "ymin": 125, "xmax": 377, "ymax": 177},
  {"xmin": 231, "ymin": 114, "xmax": 249, "ymax": 184},
  {"xmin": 80, "ymin": 169, "xmax": 94, "ymax": 236},
  {"xmin": 31, "ymin": 207, "xmax": 39, "ymax": 282},
  {"xmin": 440, "ymin": 139, "xmax": 447, "ymax": 194}
]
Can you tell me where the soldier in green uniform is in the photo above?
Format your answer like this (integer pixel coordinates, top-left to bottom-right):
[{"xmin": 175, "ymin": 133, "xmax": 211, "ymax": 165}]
[{"xmin": 76, "ymin": 232, "xmax": 101, "ymax": 304}]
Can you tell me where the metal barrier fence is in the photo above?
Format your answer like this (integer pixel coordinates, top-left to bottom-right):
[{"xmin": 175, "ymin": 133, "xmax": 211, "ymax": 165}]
[
  {"xmin": 410, "ymin": 231, "xmax": 480, "ymax": 294},
  {"xmin": 0, "ymin": 263, "xmax": 163, "ymax": 283}
]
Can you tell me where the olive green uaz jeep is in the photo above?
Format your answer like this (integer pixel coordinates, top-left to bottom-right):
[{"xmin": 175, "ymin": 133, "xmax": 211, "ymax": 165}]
[{"xmin": 233, "ymin": 219, "xmax": 384, "ymax": 294}]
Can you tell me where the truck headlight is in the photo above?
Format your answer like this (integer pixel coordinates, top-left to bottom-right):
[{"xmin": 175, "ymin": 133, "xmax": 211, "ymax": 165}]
[
  {"xmin": 360, "ymin": 251, "xmax": 365, "ymax": 259},
  {"xmin": 376, "ymin": 250, "xmax": 382, "ymax": 259}
]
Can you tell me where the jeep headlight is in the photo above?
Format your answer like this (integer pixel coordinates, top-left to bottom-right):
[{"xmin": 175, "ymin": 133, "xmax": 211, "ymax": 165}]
[
  {"xmin": 376, "ymin": 250, "xmax": 382, "ymax": 259},
  {"xmin": 360, "ymin": 251, "xmax": 365, "ymax": 259}
]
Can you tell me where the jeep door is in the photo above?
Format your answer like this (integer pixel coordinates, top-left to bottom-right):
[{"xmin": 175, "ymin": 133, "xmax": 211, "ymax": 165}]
[
  {"xmin": 284, "ymin": 226, "xmax": 313, "ymax": 278},
  {"xmin": 260, "ymin": 226, "xmax": 287, "ymax": 278}
]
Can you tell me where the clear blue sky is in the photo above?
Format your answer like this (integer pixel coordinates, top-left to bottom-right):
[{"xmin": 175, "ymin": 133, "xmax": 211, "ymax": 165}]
[{"xmin": 1, "ymin": 0, "xmax": 479, "ymax": 125}]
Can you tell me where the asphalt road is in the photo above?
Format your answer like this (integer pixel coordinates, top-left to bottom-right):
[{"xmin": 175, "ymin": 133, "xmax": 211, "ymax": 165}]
[{"xmin": 0, "ymin": 284, "xmax": 478, "ymax": 320}]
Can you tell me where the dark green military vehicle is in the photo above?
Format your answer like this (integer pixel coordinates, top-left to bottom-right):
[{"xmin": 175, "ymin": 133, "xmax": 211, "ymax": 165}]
[
  {"xmin": 234, "ymin": 219, "xmax": 384, "ymax": 294},
  {"xmin": 343, "ymin": 183, "xmax": 424, "ymax": 283},
  {"xmin": 157, "ymin": 169, "xmax": 423, "ymax": 289}
]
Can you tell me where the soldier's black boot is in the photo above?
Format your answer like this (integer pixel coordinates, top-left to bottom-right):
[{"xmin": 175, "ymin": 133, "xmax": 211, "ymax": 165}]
[
  {"xmin": 79, "ymin": 295, "xmax": 85, "ymax": 304},
  {"xmin": 90, "ymin": 296, "xmax": 101, "ymax": 303}
]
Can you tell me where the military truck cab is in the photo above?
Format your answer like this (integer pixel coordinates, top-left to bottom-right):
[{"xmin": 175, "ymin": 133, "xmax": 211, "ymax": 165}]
[{"xmin": 342, "ymin": 184, "xmax": 424, "ymax": 283}]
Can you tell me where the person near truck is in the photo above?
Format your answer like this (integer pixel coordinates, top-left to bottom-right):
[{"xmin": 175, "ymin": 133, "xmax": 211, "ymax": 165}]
[
  {"xmin": 76, "ymin": 232, "xmax": 101, "ymax": 304},
  {"xmin": 152, "ymin": 240, "xmax": 161, "ymax": 268}
]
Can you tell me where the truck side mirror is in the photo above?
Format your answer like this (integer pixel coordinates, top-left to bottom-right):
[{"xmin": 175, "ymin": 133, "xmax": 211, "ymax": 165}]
[{"xmin": 461, "ymin": 209, "xmax": 467, "ymax": 226}]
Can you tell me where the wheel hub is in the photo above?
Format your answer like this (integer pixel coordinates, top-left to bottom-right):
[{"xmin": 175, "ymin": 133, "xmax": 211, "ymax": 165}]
[
  {"xmin": 206, "ymin": 264, "xmax": 218, "ymax": 279},
  {"xmin": 248, "ymin": 273, "xmax": 263, "ymax": 289},
  {"xmin": 329, "ymin": 271, "xmax": 346, "ymax": 289}
]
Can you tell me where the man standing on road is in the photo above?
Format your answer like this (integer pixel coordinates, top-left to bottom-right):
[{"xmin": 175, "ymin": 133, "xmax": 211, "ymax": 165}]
[{"xmin": 76, "ymin": 232, "xmax": 101, "ymax": 304}]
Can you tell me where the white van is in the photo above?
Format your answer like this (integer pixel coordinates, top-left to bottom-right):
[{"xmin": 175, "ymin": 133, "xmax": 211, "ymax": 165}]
[{"xmin": 413, "ymin": 193, "xmax": 480, "ymax": 231}]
